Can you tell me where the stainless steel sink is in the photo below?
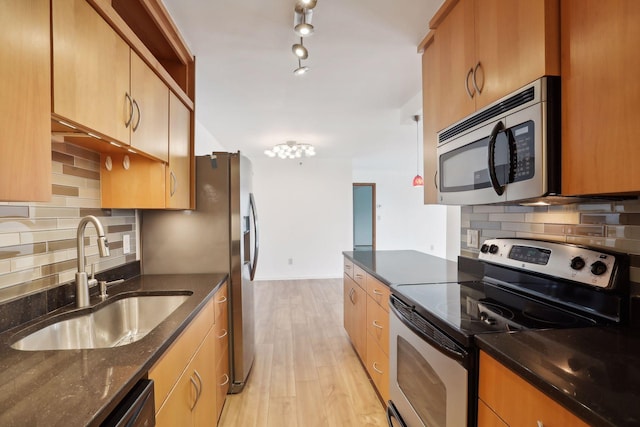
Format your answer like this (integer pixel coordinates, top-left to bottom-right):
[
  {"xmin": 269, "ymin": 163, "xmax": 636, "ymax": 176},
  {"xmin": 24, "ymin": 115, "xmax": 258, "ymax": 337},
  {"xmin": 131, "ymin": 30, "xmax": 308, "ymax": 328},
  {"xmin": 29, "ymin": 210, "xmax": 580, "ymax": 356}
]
[{"xmin": 11, "ymin": 294, "xmax": 191, "ymax": 351}]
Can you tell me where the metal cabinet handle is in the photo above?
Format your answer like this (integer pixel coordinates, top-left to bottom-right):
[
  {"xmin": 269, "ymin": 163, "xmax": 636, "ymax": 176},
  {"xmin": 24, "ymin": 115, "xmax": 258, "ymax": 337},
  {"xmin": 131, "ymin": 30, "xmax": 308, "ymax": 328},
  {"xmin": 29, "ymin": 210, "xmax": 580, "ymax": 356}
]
[
  {"xmin": 372, "ymin": 320, "xmax": 383, "ymax": 329},
  {"xmin": 124, "ymin": 93, "xmax": 134, "ymax": 128},
  {"xmin": 465, "ymin": 67, "xmax": 475, "ymax": 98},
  {"xmin": 434, "ymin": 170, "xmax": 438, "ymax": 190},
  {"xmin": 355, "ymin": 274, "xmax": 364, "ymax": 280},
  {"xmin": 373, "ymin": 289, "xmax": 383, "ymax": 296},
  {"xmin": 536, "ymin": 422, "xmax": 544, "ymax": 427},
  {"xmin": 349, "ymin": 288, "xmax": 355, "ymax": 304},
  {"xmin": 189, "ymin": 376, "xmax": 199, "ymax": 410},
  {"xmin": 373, "ymin": 362, "xmax": 383, "ymax": 374},
  {"xmin": 132, "ymin": 99, "xmax": 141, "ymax": 131},
  {"xmin": 217, "ymin": 295, "xmax": 228, "ymax": 304},
  {"xmin": 218, "ymin": 329, "xmax": 228, "ymax": 339},
  {"xmin": 220, "ymin": 374, "xmax": 230, "ymax": 386},
  {"xmin": 472, "ymin": 61, "xmax": 483, "ymax": 95},
  {"xmin": 170, "ymin": 171, "xmax": 177, "ymax": 196},
  {"xmin": 193, "ymin": 370, "xmax": 203, "ymax": 405}
]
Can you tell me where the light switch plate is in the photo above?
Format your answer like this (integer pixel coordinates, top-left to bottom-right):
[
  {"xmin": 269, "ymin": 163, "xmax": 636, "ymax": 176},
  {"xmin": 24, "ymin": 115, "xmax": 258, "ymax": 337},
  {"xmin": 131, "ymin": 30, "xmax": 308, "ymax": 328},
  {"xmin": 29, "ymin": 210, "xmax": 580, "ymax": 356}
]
[
  {"xmin": 467, "ymin": 229, "xmax": 479, "ymax": 249},
  {"xmin": 123, "ymin": 234, "xmax": 131, "ymax": 254}
]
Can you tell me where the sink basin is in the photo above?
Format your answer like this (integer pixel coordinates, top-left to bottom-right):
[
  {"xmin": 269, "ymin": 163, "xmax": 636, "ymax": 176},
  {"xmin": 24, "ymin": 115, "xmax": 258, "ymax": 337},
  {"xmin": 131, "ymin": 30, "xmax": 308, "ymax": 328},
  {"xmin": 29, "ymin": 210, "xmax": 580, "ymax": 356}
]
[{"xmin": 11, "ymin": 293, "xmax": 191, "ymax": 351}]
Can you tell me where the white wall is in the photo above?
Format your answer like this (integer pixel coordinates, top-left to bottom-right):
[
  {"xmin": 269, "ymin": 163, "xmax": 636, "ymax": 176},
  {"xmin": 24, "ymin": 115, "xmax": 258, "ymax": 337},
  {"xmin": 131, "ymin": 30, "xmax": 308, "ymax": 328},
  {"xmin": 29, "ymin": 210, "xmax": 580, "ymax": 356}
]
[
  {"xmin": 252, "ymin": 157, "xmax": 352, "ymax": 280},
  {"xmin": 352, "ymin": 168, "xmax": 460, "ymax": 261}
]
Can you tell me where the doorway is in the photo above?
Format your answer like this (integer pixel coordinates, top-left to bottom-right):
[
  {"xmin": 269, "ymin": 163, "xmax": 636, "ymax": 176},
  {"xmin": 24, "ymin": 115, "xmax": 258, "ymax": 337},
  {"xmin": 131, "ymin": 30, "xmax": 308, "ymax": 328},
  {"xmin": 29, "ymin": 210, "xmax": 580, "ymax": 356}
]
[{"xmin": 353, "ymin": 183, "xmax": 376, "ymax": 251}]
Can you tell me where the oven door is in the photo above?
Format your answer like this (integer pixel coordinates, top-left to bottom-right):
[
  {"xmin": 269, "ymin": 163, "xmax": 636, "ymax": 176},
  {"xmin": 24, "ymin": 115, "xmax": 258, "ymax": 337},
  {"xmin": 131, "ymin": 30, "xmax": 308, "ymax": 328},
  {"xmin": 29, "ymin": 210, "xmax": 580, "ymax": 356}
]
[{"xmin": 388, "ymin": 302, "xmax": 469, "ymax": 427}]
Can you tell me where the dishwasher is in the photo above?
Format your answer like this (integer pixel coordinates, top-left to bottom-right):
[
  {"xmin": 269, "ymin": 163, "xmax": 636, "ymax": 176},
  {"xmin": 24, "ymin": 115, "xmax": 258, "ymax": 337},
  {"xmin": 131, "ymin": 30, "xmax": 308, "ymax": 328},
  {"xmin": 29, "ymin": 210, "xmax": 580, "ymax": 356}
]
[{"xmin": 101, "ymin": 379, "xmax": 155, "ymax": 427}]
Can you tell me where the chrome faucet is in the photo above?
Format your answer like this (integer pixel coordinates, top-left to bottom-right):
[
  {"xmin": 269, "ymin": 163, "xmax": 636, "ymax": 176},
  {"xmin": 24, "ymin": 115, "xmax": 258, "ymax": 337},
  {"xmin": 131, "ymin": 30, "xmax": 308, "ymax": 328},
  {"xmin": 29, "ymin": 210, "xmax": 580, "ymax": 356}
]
[{"xmin": 76, "ymin": 215, "xmax": 110, "ymax": 308}]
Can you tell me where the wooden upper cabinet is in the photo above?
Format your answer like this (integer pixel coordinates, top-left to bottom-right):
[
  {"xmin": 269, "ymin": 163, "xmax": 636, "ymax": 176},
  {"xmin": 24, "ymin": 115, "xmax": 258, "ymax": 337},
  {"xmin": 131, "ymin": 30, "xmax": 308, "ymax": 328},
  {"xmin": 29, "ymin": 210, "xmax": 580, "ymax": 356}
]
[
  {"xmin": 166, "ymin": 92, "xmax": 192, "ymax": 209},
  {"xmin": 561, "ymin": 0, "xmax": 640, "ymax": 196},
  {"xmin": 0, "ymin": 0, "xmax": 51, "ymax": 202},
  {"xmin": 429, "ymin": 0, "xmax": 560, "ymax": 131},
  {"xmin": 52, "ymin": 0, "xmax": 130, "ymax": 144},
  {"xmin": 420, "ymin": 32, "xmax": 439, "ymax": 204},
  {"xmin": 130, "ymin": 51, "xmax": 169, "ymax": 162}
]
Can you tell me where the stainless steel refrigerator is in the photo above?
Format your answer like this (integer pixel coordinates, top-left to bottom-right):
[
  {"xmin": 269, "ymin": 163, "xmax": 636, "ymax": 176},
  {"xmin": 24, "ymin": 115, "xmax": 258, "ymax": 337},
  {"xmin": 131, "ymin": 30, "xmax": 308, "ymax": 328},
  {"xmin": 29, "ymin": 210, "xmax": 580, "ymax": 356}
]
[{"xmin": 141, "ymin": 153, "xmax": 258, "ymax": 393}]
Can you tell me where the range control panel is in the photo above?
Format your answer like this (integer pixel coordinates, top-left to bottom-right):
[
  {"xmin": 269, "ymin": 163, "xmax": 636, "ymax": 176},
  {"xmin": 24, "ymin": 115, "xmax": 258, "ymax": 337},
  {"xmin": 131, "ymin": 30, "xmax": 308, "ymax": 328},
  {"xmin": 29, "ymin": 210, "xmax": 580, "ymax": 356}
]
[{"xmin": 478, "ymin": 238, "xmax": 622, "ymax": 289}]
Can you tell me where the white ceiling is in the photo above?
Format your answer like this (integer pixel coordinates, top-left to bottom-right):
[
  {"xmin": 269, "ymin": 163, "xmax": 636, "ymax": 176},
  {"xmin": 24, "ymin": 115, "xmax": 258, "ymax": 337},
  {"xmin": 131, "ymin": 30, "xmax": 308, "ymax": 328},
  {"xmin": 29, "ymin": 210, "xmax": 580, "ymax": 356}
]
[{"xmin": 162, "ymin": 0, "xmax": 443, "ymax": 168}]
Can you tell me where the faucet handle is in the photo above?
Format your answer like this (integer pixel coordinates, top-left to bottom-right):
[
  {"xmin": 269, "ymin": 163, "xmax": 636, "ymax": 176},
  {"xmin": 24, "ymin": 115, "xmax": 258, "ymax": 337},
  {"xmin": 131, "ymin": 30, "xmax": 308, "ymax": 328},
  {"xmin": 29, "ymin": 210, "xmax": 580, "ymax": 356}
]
[{"xmin": 88, "ymin": 263, "xmax": 98, "ymax": 288}]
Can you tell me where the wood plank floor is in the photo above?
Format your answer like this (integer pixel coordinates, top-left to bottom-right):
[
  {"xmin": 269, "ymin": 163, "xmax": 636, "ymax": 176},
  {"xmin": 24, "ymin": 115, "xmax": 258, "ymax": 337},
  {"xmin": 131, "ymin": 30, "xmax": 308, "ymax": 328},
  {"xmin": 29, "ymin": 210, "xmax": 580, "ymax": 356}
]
[{"xmin": 218, "ymin": 278, "xmax": 388, "ymax": 427}]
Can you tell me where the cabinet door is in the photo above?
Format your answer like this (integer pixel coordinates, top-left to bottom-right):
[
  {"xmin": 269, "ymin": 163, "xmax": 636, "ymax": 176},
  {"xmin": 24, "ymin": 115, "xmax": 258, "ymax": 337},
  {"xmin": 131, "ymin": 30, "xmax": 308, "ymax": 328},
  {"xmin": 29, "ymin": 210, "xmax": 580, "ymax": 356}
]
[
  {"xmin": 474, "ymin": 0, "xmax": 560, "ymax": 110},
  {"xmin": 479, "ymin": 352, "xmax": 589, "ymax": 427},
  {"xmin": 344, "ymin": 274, "xmax": 366, "ymax": 360},
  {"xmin": 561, "ymin": 0, "xmax": 640, "ymax": 195},
  {"xmin": 421, "ymin": 32, "xmax": 439, "ymax": 204},
  {"xmin": 100, "ymin": 152, "xmax": 165, "ymax": 208},
  {"xmin": 52, "ymin": 0, "xmax": 130, "ymax": 144},
  {"xmin": 167, "ymin": 92, "xmax": 192, "ymax": 209},
  {"xmin": 477, "ymin": 399, "xmax": 507, "ymax": 427},
  {"xmin": 130, "ymin": 52, "xmax": 169, "ymax": 163},
  {"xmin": 192, "ymin": 334, "xmax": 216, "ymax": 427},
  {"xmin": 366, "ymin": 295, "xmax": 389, "ymax": 356},
  {"xmin": 366, "ymin": 334, "xmax": 389, "ymax": 404},
  {"xmin": 433, "ymin": 0, "xmax": 475, "ymax": 131},
  {"xmin": 0, "ymin": 0, "xmax": 51, "ymax": 202}
]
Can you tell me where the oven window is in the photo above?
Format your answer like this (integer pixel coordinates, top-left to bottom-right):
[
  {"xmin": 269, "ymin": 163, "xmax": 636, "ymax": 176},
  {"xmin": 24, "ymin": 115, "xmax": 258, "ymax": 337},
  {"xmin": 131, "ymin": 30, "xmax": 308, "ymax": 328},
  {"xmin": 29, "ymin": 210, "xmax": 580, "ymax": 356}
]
[{"xmin": 397, "ymin": 336, "xmax": 446, "ymax": 427}]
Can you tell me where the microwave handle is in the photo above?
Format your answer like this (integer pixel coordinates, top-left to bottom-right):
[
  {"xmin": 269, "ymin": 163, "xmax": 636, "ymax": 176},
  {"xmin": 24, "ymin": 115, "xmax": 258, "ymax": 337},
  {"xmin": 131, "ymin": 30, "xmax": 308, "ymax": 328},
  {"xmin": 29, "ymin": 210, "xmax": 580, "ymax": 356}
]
[{"xmin": 488, "ymin": 121, "xmax": 506, "ymax": 196}]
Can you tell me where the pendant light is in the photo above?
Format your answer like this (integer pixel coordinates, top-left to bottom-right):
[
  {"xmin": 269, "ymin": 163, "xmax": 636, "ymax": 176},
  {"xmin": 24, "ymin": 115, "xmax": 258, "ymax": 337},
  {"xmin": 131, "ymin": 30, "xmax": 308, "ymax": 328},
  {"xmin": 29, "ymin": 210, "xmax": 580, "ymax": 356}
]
[{"xmin": 412, "ymin": 115, "xmax": 424, "ymax": 187}]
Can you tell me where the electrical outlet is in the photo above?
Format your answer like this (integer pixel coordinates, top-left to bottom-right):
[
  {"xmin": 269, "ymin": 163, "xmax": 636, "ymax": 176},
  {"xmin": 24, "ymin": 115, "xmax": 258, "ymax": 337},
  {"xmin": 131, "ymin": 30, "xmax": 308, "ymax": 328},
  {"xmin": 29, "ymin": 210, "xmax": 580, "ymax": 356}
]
[
  {"xmin": 123, "ymin": 234, "xmax": 131, "ymax": 254},
  {"xmin": 467, "ymin": 229, "xmax": 479, "ymax": 249}
]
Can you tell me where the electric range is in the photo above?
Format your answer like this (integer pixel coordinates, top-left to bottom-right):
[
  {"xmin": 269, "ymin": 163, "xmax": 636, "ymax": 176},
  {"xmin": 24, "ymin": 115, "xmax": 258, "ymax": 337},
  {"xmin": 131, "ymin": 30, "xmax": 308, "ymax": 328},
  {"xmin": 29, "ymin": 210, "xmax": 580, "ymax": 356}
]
[{"xmin": 386, "ymin": 238, "xmax": 629, "ymax": 427}]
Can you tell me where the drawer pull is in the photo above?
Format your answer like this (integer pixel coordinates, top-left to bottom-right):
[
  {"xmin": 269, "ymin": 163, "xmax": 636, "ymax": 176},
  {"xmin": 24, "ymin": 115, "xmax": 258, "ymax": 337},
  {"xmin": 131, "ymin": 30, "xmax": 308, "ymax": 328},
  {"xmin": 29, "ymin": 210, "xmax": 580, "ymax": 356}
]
[
  {"xmin": 372, "ymin": 320, "xmax": 384, "ymax": 329},
  {"xmin": 373, "ymin": 289, "xmax": 383, "ymax": 296},
  {"xmin": 194, "ymin": 369, "xmax": 203, "ymax": 404},
  {"xmin": 356, "ymin": 274, "xmax": 364, "ymax": 279},
  {"xmin": 220, "ymin": 374, "xmax": 230, "ymax": 386},
  {"xmin": 537, "ymin": 422, "xmax": 544, "ymax": 427},
  {"xmin": 373, "ymin": 362, "xmax": 383, "ymax": 374},
  {"xmin": 189, "ymin": 376, "xmax": 199, "ymax": 410},
  {"xmin": 218, "ymin": 329, "xmax": 228, "ymax": 339},
  {"xmin": 217, "ymin": 295, "xmax": 228, "ymax": 304},
  {"xmin": 349, "ymin": 288, "xmax": 355, "ymax": 304}
]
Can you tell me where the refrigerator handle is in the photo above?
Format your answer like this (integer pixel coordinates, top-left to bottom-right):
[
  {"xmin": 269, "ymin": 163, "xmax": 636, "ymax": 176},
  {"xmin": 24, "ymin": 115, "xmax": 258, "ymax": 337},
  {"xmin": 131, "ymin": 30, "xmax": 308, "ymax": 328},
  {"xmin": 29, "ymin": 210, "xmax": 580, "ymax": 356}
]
[{"xmin": 249, "ymin": 193, "xmax": 259, "ymax": 281}]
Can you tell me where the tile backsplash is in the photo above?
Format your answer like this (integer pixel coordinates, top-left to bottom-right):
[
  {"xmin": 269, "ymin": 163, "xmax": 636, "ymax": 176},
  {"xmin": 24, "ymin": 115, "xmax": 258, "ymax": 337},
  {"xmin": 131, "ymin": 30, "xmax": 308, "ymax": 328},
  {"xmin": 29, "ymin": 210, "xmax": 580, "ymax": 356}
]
[
  {"xmin": 460, "ymin": 199, "xmax": 640, "ymax": 291},
  {"xmin": 0, "ymin": 138, "xmax": 137, "ymax": 304}
]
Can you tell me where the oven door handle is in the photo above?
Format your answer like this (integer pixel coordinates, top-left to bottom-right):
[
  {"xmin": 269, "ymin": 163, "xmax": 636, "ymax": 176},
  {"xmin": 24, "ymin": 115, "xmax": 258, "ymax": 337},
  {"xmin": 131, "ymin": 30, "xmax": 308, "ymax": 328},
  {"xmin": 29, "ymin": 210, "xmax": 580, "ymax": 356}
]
[
  {"xmin": 390, "ymin": 301, "xmax": 468, "ymax": 364},
  {"xmin": 386, "ymin": 401, "xmax": 408, "ymax": 427},
  {"xmin": 488, "ymin": 120, "xmax": 506, "ymax": 196}
]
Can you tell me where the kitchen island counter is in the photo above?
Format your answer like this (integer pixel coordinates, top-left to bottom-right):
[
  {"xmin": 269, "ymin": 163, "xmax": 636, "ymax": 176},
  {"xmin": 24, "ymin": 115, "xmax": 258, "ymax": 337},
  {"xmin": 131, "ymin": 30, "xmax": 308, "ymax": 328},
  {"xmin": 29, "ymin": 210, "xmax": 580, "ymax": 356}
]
[
  {"xmin": 343, "ymin": 249, "xmax": 480, "ymax": 286},
  {"xmin": 0, "ymin": 273, "xmax": 227, "ymax": 426},
  {"xmin": 476, "ymin": 327, "xmax": 640, "ymax": 427}
]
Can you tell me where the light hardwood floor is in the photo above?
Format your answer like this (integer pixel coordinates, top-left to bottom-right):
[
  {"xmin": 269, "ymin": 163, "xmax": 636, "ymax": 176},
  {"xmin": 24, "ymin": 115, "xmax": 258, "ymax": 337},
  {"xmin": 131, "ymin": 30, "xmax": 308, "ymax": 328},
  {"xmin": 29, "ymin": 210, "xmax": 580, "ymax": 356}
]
[{"xmin": 218, "ymin": 279, "xmax": 388, "ymax": 427}]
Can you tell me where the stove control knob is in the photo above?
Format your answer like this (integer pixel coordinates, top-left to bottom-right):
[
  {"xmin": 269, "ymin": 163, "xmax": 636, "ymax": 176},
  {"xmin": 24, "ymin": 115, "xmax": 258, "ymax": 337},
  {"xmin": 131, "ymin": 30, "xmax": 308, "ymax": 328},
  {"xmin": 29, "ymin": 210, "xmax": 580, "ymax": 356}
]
[
  {"xmin": 480, "ymin": 244, "xmax": 490, "ymax": 253},
  {"xmin": 591, "ymin": 261, "xmax": 607, "ymax": 276},
  {"xmin": 489, "ymin": 244, "xmax": 499, "ymax": 254},
  {"xmin": 570, "ymin": 256, "xmax": 586, "ymax": 271}
]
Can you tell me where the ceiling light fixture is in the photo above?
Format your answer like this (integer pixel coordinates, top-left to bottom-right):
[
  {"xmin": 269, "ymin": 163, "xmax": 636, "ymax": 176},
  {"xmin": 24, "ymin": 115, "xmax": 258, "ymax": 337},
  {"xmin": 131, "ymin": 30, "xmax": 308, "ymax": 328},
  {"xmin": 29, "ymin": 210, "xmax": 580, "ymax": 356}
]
[
  {"xmin": 264, "ymin": 141, "xmax": 316, "ymax": 159},
  {"xmin": 292, "ymin": 38, "xmax": 308, "ymax": 59},
  {"xmin": 292, "ymin": 1, "xmax": 317, "ymax": 75},
  {"xmin": 412, "ymin": 115, "xmax": 424, "ymax": 187}
]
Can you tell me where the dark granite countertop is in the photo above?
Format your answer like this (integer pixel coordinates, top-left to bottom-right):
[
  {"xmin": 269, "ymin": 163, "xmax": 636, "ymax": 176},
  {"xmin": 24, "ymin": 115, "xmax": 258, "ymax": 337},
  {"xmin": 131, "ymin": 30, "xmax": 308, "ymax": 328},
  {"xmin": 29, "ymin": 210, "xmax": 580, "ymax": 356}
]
[
  {"xmin": 342, "ymin": 250, "xmax": 479, "ymax": 286},
  {"xmin": 476, "ymin": 327, "xmax": 640, "ymax": 427},
  {"xmin": 0, "ymin": 273, "xmax": 227, "ymax": 427}
]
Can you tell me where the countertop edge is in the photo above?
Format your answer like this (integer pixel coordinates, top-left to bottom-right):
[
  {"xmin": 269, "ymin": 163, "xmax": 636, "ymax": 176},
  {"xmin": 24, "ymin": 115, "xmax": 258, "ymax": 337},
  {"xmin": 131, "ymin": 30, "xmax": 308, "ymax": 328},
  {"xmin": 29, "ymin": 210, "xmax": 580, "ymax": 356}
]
[{"xmin": 476, "ymin": 336, "xmax": 615, "ymax": 427}]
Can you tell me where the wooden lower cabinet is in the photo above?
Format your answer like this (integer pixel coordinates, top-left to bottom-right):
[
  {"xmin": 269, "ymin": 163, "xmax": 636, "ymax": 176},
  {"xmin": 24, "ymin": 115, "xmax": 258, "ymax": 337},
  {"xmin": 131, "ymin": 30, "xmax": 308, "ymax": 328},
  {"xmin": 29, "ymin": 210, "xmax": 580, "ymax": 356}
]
[
  {"xmin": 478, "ymin": 351, "xmax": 589, "ymax": 427},
  {"xmin": 344, "ymin": 273, "xmax": 367, "ymax": 359},
  {"xmin": 149, "ymin": 282, "xmax": 229, "ymax": 426},
  {"xmin": 477, "ymin": 399, "xmax": 507, "ymax": 427},
  {"xmin": 366, "ymin": 329, "xmax": 389, "ymax": 404}
]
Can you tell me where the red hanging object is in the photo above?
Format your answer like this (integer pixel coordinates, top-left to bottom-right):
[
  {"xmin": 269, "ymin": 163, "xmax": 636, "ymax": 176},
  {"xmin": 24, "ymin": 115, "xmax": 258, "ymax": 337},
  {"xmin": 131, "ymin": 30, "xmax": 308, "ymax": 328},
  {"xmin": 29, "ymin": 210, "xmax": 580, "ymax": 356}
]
[
  {"xmin": 412, "ymin": 174, "xmax": 424, "ymax": 187},
  {"xmin": 412, "ymin": 115, "xmax": 423, "ymax": 187}
]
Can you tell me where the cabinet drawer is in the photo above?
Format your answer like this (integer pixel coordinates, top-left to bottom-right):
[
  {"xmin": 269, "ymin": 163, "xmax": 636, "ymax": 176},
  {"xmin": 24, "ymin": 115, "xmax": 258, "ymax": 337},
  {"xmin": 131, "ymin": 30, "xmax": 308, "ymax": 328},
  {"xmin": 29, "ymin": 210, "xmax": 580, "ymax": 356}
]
[
  {"xmin": 149, "ymin": 298, "xmax": 214, "ymax": 411},
  {"xmin": 366, "ymin": 275, "xmax": 390, "ymax": 312},
  {"xmin": 344, "ymin": 257, "xmax": 354, "ymax": 279},
  {"xmin": 479, "ymin": 352, "xmax": 589, "ymax": 427},
  {"xmin": 214, "ymin": 281, "xmax": 228, "ymax": 326},
  {"xmin": 366, "ymin": 294, "xmax": 389, "ymax": 355},
  {"xmin": 366, "ymin": 334, "xmax": 389, "ymax": 404},
  {"xmin": 353, "ymin": 265, "xmax": 367, "ymax": 288}
]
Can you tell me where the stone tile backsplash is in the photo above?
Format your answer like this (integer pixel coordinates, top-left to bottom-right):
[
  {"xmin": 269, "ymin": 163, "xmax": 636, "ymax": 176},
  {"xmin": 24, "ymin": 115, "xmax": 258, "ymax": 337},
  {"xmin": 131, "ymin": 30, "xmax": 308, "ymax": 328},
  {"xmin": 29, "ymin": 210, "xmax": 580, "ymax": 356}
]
[
  {"xmin": 0, "ymin": 138, "xmax": 137, "ymax": 304},
  {"xmin": 460, "ymin": 199, "xmax": 640, "ymax": 291}
]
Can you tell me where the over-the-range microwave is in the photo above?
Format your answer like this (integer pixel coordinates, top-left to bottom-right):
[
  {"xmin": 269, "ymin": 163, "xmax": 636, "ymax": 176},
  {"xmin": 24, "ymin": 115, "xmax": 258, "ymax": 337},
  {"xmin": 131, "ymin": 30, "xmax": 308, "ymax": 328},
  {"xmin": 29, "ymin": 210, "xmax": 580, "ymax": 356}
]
[{"xmin": 436, "ymin": 76, "xmax": 560, "ymax": 205}]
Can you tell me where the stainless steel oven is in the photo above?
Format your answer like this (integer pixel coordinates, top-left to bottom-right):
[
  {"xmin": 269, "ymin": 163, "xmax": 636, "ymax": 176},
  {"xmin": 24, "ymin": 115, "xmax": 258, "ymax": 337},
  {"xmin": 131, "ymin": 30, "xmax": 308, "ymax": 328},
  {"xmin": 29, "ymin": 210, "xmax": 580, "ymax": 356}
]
[
  {"xmin": 388, "ymin": 299, "xmax": 471, "ymax": 427},
  {"xmin": 387, "ymin": 238, "xmax": 629, "ymax": 427},
  {"xmin": 436, "ymin": 77, "xmax": 560, "ymax": 205}
]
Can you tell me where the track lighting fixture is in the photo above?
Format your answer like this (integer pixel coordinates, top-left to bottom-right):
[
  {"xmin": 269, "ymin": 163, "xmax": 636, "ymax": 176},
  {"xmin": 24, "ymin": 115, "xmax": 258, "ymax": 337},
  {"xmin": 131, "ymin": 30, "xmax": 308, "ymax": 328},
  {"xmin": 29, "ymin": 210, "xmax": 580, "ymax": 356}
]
[{"xmin": 291, "ymin": 0, "xmax": 317, "ymax": 75}]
